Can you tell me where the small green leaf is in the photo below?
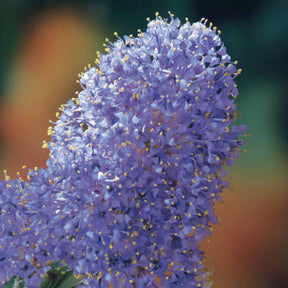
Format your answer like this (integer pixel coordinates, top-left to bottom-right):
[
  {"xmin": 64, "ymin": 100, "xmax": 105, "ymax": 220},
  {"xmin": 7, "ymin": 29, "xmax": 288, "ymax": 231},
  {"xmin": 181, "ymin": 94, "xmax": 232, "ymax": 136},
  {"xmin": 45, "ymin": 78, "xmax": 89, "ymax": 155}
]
[
  {"xmin": 40, "ymin": 263, "xmax": 83, "ymax": 288},
  {"xmin": 57, "ymin": 272, "xmax": 84, "ymax": 288},
  {"xmin": 1, "ymin": 277, "xmax": 24, "ymax": 288},
  {"xmin": 1, "ymin": 277, "xmax": 16, "ymax": 288}
]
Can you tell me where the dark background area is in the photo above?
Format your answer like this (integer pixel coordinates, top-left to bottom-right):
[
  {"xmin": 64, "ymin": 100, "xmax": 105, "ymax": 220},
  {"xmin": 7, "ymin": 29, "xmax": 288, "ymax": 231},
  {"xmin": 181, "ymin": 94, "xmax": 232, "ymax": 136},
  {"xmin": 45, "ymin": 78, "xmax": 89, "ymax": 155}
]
[{"xmin": 0, "ymin": 1, "xmax": 287, "ymax": 287}]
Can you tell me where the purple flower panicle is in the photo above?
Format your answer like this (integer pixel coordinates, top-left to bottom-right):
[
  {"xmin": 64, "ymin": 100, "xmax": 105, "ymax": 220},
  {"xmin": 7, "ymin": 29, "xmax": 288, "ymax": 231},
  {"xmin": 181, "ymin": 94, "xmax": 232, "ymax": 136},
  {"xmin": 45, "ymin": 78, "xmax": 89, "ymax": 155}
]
[{"xmin": 0, "ymin": 12, "xmax": 246, "ymax": 288}]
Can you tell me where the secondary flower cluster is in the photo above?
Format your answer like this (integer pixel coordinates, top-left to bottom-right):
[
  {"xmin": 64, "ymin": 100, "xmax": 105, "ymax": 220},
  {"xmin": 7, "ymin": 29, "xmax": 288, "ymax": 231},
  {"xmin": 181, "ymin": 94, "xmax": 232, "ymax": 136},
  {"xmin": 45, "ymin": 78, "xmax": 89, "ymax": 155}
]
[{"xmin": 0, "ymin": 13, "xmax": 245, "ymax": 288}]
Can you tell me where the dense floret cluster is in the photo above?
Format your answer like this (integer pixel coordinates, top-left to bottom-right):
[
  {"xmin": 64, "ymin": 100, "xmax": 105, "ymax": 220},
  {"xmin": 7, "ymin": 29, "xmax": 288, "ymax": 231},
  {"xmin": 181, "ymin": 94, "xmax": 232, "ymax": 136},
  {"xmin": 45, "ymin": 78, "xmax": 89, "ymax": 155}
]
[{"xmin": 0, "ymin": 13, "xmax": 245, "ymax": 288}]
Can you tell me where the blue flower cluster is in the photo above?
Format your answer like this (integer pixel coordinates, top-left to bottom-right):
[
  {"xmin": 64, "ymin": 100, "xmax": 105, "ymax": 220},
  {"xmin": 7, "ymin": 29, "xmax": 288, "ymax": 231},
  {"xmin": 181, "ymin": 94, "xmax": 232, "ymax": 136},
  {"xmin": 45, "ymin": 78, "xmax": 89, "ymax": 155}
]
[{"xmin": 0, "ymin": 13, "xmax": 246, "ymax": 288}]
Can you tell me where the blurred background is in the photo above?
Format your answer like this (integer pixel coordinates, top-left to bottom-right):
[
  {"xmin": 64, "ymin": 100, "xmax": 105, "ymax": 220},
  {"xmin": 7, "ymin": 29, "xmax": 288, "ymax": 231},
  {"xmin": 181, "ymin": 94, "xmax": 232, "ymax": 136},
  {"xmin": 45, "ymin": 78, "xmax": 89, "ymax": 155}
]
[{"xmin": 0, "ymin": 0, "xmax": 287, "ymax": 287}]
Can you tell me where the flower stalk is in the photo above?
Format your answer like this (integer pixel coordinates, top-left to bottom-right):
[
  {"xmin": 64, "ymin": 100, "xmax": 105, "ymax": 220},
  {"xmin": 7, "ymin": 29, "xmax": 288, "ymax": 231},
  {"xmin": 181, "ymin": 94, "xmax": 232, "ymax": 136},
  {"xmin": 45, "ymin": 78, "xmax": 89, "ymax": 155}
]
[{"xmin": 0, "ymin": 12, "xmax": 246, "ymax": 288}]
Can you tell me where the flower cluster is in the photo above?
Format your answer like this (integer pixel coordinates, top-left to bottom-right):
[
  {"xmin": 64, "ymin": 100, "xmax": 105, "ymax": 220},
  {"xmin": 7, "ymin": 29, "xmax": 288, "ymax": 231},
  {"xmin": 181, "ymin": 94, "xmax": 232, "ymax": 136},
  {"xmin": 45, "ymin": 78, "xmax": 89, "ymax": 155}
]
[{"xmin": 0, "ymin": 12, "xmax": 246, "ymax": 288}]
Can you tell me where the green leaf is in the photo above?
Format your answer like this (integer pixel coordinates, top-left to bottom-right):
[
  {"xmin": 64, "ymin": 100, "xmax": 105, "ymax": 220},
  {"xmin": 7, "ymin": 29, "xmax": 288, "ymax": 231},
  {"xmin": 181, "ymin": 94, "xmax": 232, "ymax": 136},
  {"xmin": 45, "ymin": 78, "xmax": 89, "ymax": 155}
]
[
  {"xmin": 57, "ymin": 272, "xmax": 84, "ymax": 288},
  {"xmin": 2, "ymin": 263, "xmax": 83, "ymax": 288},
  {"xmin": 2, "ymin": 277, "xmax": 24, "ymax": 288},
  {"xmin": 40, "ymin": 263, "xmax": 83, "ymax": 288},
  {"xmin": 1, "ymin": 277, "xmax": 16, "ymax": 288}
]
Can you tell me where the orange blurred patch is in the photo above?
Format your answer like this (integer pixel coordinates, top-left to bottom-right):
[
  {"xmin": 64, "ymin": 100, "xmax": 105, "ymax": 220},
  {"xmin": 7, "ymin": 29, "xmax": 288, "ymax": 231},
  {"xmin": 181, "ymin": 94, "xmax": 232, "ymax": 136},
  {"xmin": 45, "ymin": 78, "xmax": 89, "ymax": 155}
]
[
  {"xmin": 201, "ymin": 174, "xmax": 288, "ymax": 288},
  {"xmin": 0, "ymin": 6, "xmax": 105, "ymax": 179}
]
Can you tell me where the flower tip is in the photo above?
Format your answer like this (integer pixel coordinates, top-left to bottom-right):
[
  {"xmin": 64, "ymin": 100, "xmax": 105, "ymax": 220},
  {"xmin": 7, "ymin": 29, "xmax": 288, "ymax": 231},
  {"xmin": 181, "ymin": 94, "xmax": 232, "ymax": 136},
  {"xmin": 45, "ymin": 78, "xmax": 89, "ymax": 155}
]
[{"xmin": 168, "ymin": 11, "xmax": 175, "ymax": 18}]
